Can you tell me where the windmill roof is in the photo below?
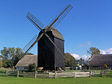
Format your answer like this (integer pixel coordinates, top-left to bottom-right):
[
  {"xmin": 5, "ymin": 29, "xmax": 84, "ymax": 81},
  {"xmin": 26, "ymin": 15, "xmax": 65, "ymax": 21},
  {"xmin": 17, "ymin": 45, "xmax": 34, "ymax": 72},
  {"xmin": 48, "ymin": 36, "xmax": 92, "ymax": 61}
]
[
  {"xmin": 88, "ymin": 54, "xmax": 112, "ymax": 66},
  {"xmin": 43, "ymin": 26, "xmax": 64, "ymax": 40},
  {"xmin": 16, "ymin": 55, "xmax": 37, "ymax": 67}
]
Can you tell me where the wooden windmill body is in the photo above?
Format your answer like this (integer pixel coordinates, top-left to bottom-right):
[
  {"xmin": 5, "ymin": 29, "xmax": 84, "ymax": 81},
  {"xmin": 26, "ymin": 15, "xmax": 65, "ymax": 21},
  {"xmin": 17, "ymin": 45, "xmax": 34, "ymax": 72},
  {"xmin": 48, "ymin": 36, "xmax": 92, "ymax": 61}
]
[
  {"xmin": 23, "ymin": 4, "xmax": 72, "ymax": 70},
  {"xmin": 38, "ymin": 27, "xmax": 64, "ymax": 70}
]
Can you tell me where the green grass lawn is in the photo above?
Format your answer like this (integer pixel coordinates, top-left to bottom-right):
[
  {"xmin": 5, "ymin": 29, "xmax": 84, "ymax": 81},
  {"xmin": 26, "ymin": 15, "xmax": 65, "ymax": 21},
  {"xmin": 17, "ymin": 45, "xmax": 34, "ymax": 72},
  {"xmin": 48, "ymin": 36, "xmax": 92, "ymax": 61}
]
[
  {"xmin": 0, "ymin": 77, "xmax": 112, "ymax": 84},
  {"xmin": 0, "ymin": 69, "xmax": 111, "ymax": 84}
]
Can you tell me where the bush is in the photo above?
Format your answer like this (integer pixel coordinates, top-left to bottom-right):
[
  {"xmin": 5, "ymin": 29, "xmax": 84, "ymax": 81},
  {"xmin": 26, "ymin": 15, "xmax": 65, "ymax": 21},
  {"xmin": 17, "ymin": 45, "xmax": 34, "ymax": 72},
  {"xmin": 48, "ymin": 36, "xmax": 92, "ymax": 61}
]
[
  {"xmin": 0, "ymin": 60, "xmax": 2, "ymax": 68},
  {"xmin": 28, "ymin": 63, "xmax": 36, "ymax": 72}
]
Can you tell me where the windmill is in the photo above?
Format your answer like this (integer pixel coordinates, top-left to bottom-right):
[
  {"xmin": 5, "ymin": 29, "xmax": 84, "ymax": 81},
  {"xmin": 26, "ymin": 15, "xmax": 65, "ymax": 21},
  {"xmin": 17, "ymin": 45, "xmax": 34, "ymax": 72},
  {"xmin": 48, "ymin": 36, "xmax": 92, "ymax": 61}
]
[{"xmin": 23, "ymin": 4, "xmax": 73, "ymax": 70}]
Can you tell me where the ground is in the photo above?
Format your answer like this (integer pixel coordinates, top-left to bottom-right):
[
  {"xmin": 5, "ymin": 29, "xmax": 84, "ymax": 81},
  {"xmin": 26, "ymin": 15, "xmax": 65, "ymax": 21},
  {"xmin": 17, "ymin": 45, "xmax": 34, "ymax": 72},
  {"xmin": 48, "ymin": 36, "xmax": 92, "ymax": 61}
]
[
  {"xmin": 0, "ymin": 68, "xmax": 112, "ymax": 84},
  {"xmin": 0, "ymin": 77, "xmax": 112, "ymax": 84}
]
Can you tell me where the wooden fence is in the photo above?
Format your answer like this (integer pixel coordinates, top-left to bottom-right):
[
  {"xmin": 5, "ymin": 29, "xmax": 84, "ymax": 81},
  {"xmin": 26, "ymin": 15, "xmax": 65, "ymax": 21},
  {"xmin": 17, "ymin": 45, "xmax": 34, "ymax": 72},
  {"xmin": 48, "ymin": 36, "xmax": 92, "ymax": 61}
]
[
  {"xmin": 49, "ymin": 72, "xmax": 90, "ymax": 78},
  {"xmin": 100, "ymin": 69, "xmax": 111, "ymax": 77},
  {"xmin": 0, "ymin": 70, "xmax": 91, "ymax": 78},
  {"xmin": 23, "ymin": 72, "xmax": 35, "ymax": 77}
]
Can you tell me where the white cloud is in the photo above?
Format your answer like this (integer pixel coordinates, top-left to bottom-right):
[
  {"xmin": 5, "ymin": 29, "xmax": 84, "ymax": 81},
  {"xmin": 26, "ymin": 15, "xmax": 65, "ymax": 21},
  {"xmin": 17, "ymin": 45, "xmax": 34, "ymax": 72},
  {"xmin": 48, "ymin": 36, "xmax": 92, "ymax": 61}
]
[
  {"xmin": 72, "ymin": 54, "xmax": 90, "ymax": 60},
  {"xmin": 72, "ymin": 54, "xmax": 80, "ymax": 60},
  {"xmin": 100, "ymin": 48, "xmax": 112, "ymax": 54},
  {"xmin": 100, "ymin": 50, "xmax": 106, "ymax": 54},
  {"xmin": 82, "ymin": 55, "xmax": 90, "ymax": 60},
  {"xmin": 71, "ymin": 48, "xmax": 112, "ymax": 61}
]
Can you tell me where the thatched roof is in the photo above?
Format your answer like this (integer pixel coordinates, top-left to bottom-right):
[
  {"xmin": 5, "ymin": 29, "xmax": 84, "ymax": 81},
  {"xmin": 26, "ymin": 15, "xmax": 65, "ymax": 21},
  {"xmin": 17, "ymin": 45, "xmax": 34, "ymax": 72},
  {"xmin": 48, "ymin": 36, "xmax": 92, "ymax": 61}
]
[
  {"xmin": 39, "ymin": 26, "xmax": 64, "ymax": 40},
  {"xmin": 16, "ymin": 55, "xmax": 37, "ymax": 67},
  {"xmin": 88, "ymin": 54, "xmax": 112, "ymax": 66}
]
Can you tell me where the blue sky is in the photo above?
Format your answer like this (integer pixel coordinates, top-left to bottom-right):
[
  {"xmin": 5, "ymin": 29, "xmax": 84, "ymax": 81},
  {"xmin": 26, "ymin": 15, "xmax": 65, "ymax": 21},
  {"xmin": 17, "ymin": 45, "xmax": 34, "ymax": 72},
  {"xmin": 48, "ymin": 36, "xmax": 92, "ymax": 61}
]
[{"xmin": 0, "ymin": 0, "xmax": 112, "ymax": 59}]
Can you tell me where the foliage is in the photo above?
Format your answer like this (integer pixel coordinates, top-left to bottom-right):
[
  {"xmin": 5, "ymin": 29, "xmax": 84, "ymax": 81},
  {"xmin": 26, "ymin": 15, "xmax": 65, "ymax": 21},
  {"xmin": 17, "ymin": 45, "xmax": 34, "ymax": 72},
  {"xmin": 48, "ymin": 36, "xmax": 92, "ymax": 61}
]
[
  {"xmin": 78, "ymin": 58, "xmax": 85, "ymax": 65},
  {"xmin": 0, "ymin": 47, "xmax": 23, "ymax": 68},
  {"xmin": 0, "ymin": 60, "xmax": 2, "ymax": 68},
  {"xmin": 64, "ymin": 53, "xmax": 76, "ymax": 67},
  {"xmin": 87, "ymin": 47, "xmax": 100, "ymax": 56},
  {"xmin": 104, "ymin": 64, "xmax": 108, "ymax": 69},
  {"xmin": 28, "ymin": 63, "xmax": 36, "ymax": 72},
  {"xmin": 26, "ymin": 53, "xmax": 33, "ymax": 55},
  {"xmin": 0, "ymin": 47, "xmax": 33, "ymax": 68},
  {"xmin": 0, "ymin": 55, "xmax": 2, "ymax": 68}
]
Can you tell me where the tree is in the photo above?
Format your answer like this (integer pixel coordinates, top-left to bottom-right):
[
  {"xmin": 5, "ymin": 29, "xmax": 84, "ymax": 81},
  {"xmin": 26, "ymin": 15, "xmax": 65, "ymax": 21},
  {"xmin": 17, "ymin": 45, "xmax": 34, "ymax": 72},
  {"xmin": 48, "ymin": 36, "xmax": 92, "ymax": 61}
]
[
  {"xmin": 0, "ymin": 60, "xmax": 2, "ymax": 68},
  {"xmin": 28, "ymin": 63, "xmax": 36, "ymax": 72},
  {"xmin": 11, "ymin": 48, "xmax": 24, "ymax": 66},
  {"xmin": 0, "ymin": 47, "xmax": 33, "ymax": 68},
  {"xmin": 79, "ymin": 58, "xmax": 85, "ymax": 66},
  {"xmin": 64, "ymin": 53, "xmax": 76, "ymax": 67},
  {"xmin": 87, "ymin": 47, "xmax": 100, "ymax": 56},
  {"xmin": 1, "ymin": 47, "xmax": 12, "ymax": 68},
  {"xmin": 104, "ymin": 64, "xmax": 108, "ymax": 69}
]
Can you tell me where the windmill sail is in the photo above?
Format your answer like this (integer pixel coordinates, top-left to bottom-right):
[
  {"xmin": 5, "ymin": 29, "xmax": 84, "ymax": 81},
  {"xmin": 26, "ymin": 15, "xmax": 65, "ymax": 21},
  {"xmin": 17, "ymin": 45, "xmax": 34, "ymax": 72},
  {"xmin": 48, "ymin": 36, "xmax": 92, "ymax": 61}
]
[
  {"xmin": 45, "ymin": 4, "xmax": 73, "ymax": 32},
  {"xmin": 23, "ymin": 32, "xmax": 45, "ymax": 54},
  {"xmin": 52, "ymin": 4, "xmax": 72, "ymax": 28},
  {"xmin": 23, "ymin": 34, "xmax": 38, "ymax": 53},
  {"xmin": 27, "ymin": 12, "xmax": 44, "ymax": 30}
]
